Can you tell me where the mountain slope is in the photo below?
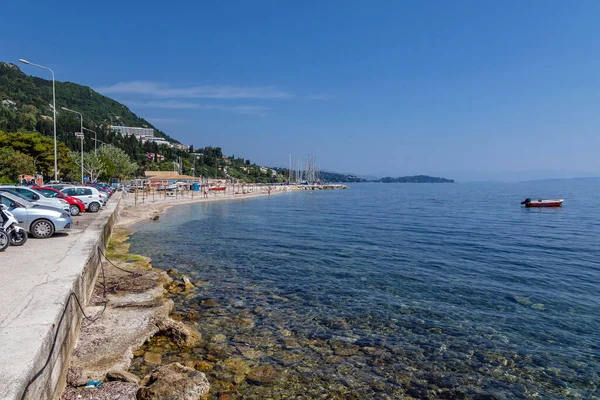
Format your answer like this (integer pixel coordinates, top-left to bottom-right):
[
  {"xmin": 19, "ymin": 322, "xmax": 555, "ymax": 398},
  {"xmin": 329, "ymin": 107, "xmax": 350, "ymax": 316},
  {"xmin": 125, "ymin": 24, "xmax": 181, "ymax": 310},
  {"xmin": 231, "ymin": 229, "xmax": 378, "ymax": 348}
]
[{"xmin": 0, "ymin": 62, "xmax": 177, "ymax": 142}]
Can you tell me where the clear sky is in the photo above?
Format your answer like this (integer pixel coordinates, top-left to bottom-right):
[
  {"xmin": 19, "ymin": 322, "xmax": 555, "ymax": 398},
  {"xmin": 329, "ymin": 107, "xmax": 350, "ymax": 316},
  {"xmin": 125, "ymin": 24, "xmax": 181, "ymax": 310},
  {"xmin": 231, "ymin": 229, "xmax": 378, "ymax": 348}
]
[{"xmin": 2, "ymin": 1, "xmax": 600, "ymax": 180}]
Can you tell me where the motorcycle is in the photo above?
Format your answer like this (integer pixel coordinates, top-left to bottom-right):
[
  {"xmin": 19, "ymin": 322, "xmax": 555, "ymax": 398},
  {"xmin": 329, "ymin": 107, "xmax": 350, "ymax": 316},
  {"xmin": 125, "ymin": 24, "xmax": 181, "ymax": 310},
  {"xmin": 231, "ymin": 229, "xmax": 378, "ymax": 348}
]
[{"xmin": 1, "ymin": 204, "xmax": 28, "ymax": 246}]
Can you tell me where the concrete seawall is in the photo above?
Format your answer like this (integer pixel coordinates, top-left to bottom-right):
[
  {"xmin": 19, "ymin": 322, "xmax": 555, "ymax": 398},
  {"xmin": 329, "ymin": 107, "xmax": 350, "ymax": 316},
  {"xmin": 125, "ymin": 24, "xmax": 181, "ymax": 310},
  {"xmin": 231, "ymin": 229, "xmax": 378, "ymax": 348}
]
[{"xmin": 0, "ymin": 194, "xmax": 122, "ymax": 400}]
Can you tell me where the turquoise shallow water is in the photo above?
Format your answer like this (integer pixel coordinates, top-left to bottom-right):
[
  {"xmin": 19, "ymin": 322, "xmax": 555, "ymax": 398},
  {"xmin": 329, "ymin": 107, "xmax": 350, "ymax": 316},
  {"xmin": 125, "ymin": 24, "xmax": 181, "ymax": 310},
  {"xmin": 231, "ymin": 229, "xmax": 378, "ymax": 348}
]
[{"xmin": 130, "ymin": 181, "xmax": 600, "ymax": 399}]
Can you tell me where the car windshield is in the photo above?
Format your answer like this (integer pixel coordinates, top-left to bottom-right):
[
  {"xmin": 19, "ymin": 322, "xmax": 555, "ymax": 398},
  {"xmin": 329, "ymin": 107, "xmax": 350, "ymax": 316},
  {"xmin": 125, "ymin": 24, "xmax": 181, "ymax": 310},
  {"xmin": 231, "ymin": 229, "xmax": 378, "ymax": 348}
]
[
  {"xmin": 0, "ymin": 192, "xmax": 33, "ymax": 209},
  {"xmin": 38, "ymin": 189, "xmax": 59, "ymax": 198},
  {"xmin": 0, "ymin": 188, "xmax": 29, "ymax": 201}
]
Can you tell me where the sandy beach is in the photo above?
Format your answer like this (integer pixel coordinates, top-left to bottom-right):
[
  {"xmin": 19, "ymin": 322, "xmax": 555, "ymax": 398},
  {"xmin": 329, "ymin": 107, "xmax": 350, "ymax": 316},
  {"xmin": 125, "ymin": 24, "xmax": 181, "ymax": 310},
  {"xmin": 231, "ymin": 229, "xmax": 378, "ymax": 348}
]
[{"xmin": 117, "ymin": 185, "xmax": 292, "ymax": 228}]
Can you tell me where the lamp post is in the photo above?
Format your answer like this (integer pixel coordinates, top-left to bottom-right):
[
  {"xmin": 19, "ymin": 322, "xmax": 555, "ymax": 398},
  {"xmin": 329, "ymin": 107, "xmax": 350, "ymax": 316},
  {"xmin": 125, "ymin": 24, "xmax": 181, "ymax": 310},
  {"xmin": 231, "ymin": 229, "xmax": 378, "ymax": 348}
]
[
  {"xmin": 19, "ymin": 59, "xmax": 58, "ymax": 182},
  {"xmin": 83, "ymin": 127, "xmax": 98, "ymax": 155},
  {"xmin": 91, "ymin": 137, "xmax": 107, "ymax": 146},
  {"xmin": 61, "ymin": 107, "xmax": 84, "ymax": 183}
]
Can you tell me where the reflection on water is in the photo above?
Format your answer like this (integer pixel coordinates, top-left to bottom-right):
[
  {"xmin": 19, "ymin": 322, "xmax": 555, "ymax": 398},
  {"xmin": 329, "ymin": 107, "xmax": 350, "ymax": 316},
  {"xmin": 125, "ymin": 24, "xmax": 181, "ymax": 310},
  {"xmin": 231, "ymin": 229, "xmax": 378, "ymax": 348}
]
[{"xmin": 130, "ymin": 182, "xmax": 600, "ymax": 399}]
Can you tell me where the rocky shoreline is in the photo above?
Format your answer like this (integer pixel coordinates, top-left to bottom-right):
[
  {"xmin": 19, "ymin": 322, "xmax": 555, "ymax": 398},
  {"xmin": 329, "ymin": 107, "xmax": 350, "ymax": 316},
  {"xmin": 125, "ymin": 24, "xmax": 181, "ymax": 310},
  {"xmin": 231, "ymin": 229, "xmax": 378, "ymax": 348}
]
[
  {"xmin": 60, "ymin": 188, "xmax": 292, "ymax": 399},
  {"xmin": 61, "ymin": 227, "xmax": 209, "ymax": 399}
]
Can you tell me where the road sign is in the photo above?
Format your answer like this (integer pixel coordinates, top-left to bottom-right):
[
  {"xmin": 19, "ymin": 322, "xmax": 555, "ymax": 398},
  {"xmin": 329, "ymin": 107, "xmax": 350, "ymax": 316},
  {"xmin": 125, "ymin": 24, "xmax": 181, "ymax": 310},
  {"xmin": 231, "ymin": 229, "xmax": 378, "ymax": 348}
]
[{"xmin": 75, "ymin": 132, "xmax": 84, "ymax": 138}]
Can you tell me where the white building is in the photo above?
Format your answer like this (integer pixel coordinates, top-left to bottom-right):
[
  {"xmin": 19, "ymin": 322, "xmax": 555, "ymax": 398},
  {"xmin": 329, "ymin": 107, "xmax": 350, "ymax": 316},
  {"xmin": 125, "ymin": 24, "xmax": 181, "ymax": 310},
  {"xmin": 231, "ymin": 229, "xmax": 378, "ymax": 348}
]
[
  {"xmin": 145, "ymin": 137, "xmax": 172, "ymax": 147},
  {"xmin": 110, "ymin": 126, "xmax": 155, "ymax": 141}
]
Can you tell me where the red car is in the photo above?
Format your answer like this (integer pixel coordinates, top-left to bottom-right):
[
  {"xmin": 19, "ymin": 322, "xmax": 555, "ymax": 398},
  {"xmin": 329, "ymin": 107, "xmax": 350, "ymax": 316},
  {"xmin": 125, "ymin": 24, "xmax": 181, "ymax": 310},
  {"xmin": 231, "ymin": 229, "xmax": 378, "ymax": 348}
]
[{"xmin": 33, "ymin": 186, "xmax": 86, "ymax": 216}]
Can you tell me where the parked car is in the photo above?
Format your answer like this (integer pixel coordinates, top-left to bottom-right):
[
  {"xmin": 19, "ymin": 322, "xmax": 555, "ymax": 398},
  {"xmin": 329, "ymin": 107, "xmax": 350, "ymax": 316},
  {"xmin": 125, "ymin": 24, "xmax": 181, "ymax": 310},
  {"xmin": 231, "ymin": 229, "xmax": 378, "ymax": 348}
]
[
  {"xmin": 32, "ymin": 186, "xmax": 86, "ymax": 216},
  {"xmin": 60, "ymin": 186, "xmax": 106, "ymax": 212},
  {"xmin": 43, "ymin": 184, "xmax": 70, "ymax": 190},
  {"xmin": 87, "ymin": 183, "xmax": 114, "ymax": 197},
  {"xmin": 0, "ymin": 186, "xmax": 70, "ymax": 212},
  {"xmin": 0, "ymin": 192, "xmax": 72, "ymax": 238}
]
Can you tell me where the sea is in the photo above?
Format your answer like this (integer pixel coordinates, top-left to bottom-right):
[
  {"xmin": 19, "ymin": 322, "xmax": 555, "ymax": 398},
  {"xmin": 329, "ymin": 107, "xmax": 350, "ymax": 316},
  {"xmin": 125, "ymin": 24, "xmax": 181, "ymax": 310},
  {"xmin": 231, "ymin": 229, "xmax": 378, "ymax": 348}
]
[{"xmin": 129, "ymin": 181, "xmax": 600, "ymax": 399}]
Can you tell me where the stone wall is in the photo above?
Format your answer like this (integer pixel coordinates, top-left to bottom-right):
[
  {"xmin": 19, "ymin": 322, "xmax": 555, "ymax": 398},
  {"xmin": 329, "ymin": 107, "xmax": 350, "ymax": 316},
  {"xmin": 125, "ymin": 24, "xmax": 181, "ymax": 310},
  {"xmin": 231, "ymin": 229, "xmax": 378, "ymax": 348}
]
[{"xmin": 20, "ymin": 194, "xmax": 122, "ymax": 400}]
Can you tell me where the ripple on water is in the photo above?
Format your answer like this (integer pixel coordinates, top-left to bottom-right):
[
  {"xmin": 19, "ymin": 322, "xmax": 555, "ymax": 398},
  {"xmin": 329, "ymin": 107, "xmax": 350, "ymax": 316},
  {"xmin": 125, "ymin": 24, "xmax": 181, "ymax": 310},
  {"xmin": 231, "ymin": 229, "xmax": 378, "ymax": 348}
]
[{"xmin": 130, "ymin": 182, "xmax": 600, "ymax": 399}]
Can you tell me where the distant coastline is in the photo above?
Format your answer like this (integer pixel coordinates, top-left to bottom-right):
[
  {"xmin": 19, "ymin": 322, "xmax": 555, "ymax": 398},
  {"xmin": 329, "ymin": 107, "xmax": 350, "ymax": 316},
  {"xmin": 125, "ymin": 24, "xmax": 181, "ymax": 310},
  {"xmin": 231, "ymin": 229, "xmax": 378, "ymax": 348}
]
[
  {"xmin": 378, "ymin": 175, "xmax": 454, "ymax": 183},
  {"xmin": 318, "ymin": 172, "xmax": 455, "ymax": 183}
]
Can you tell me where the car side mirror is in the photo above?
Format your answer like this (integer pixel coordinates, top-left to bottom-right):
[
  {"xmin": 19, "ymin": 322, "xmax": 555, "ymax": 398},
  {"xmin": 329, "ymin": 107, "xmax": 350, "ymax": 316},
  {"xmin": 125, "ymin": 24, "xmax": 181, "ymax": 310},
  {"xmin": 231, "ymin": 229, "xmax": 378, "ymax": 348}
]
[
  {"xmin": 33, "ymin": 194, "xmax": 40, "ymax": 200},
  {"xmin": 10, "ymin": 202, "xmax": 17, "ymax": 208}
]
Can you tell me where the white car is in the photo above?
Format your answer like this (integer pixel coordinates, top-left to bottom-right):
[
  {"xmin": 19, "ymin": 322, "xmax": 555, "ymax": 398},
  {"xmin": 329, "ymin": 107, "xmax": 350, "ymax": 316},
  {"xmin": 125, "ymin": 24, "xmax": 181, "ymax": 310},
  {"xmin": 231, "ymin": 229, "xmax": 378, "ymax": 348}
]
[
  {"xmin": 0, "ymin": 186, "xmax": 70, "ymax": 212},
  {"xmin": 60, "ymin": 186, "xmax": 105, "ymax": 213}
]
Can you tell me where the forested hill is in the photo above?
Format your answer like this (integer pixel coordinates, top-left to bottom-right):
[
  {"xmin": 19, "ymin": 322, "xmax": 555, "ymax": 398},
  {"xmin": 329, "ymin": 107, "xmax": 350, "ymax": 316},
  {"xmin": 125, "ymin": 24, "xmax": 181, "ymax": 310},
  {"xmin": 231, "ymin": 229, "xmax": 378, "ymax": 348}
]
[
  {"xmin": 377, "ymin": 175, "xmax": 454, "ymax": 183},
  {"xmin": 0, "ymin": 61, "xmax": 281, "ymax": 184},
  {"xmin": 320, "ymin": 171, "xmax": 367, "ymax": 183},
  {"xmin": 0, "ymin": 62, "xmax": 176, "ymax": 142}
]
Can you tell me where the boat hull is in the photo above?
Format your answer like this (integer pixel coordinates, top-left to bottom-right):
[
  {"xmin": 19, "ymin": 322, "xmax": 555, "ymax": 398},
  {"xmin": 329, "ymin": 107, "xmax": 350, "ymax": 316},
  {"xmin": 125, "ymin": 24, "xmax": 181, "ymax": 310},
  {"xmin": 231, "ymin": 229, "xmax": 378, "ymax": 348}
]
[{"xmin": 525, "ymin": 200, "xmax": 563, "ymax": 208}]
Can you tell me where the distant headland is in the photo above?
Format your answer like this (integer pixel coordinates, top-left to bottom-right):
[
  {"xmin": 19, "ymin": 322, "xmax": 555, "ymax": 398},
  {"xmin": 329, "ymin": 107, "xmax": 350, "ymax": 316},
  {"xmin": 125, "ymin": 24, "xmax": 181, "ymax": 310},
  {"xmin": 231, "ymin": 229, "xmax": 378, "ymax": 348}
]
[
  {"xmin": 318, "ymin": 172, "xmax": 454, "ymax": 183},
  {"xmin": 378, "ymin": 175, "xmax": 454, "ymax": 183}
]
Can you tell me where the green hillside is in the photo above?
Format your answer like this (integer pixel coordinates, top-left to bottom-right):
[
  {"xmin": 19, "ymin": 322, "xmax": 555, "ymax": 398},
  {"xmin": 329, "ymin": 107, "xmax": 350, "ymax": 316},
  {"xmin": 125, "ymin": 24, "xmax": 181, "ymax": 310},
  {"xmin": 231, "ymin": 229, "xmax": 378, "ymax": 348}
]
[
  {"xmin": 0, "ymin": 61, "xmax": 281, "ymax": 183},
  {"xmin": 0, "ymin": 62, "xmax": 176, "ymax": 142}
]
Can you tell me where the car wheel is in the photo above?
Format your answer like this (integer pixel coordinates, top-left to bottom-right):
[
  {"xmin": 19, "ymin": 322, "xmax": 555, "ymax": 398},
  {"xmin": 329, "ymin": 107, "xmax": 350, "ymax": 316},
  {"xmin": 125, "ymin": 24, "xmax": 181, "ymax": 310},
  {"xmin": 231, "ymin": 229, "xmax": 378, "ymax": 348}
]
[
  {"xmin": 88, "ymin": 202, "xmax": 100, "ymax": 213},
  {"xmin": 30, "ymin": 219, "xmax": 55, "ymax": 238},
  {"xmin": 69, "ymin": 204, "xmax": 80, "ymax": 216}
]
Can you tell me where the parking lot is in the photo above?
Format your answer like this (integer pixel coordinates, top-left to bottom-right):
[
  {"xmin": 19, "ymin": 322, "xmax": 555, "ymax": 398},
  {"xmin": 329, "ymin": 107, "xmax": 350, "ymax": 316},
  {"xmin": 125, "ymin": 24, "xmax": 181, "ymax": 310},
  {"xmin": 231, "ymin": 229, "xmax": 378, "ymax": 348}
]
[
  {"xmin": 0, "ymin": 200, "xmax": 104, "ymax": 259},
  {"xmin": 0, "ymin": 200, "xmax": 113, "ymax": 322}
]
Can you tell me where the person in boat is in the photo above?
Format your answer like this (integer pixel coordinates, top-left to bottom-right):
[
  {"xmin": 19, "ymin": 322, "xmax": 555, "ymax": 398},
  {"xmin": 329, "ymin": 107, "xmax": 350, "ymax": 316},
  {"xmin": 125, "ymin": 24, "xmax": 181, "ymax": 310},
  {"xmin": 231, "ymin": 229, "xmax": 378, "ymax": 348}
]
[{"xmin": 521, "ymin": 198, "xmax": 531, "ymax": 205}]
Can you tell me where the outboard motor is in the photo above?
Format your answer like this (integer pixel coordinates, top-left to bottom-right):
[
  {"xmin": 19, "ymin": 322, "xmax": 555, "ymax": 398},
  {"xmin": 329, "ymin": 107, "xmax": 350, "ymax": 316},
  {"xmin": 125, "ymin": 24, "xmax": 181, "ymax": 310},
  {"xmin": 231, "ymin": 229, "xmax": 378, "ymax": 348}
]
[{"xmin": 520, "ymin": 198, "xmax": 531, "ymax": 205}]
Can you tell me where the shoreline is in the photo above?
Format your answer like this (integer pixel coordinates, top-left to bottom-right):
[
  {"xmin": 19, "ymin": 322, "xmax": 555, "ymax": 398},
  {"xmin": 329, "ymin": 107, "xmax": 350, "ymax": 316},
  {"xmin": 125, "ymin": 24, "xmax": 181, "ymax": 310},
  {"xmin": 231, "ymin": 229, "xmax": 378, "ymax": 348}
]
[
  {"xmin": 117, "ymin": 185, "xmax": 292, "ymax": 228},
  {"xmin": 61, "ymin": 186, "xmax": 293, "ymax": 399}
]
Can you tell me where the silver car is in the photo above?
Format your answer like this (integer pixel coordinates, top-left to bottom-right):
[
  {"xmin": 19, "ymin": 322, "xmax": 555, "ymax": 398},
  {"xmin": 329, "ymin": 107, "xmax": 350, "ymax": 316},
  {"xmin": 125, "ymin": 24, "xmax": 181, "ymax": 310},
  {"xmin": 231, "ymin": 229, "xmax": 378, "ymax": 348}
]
[
  {"xmin": 0, "ymin": 192, "xmax": 72, "ymax": 238},
  {"xmin": 0, "ymin": 186, "xmax": 70, "ymax": 212}
]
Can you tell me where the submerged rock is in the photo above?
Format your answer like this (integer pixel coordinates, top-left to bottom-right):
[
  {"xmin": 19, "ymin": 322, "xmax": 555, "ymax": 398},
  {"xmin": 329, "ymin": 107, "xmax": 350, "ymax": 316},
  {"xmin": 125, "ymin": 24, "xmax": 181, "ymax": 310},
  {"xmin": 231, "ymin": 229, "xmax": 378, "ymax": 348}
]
[
  {"xmin": 246, "ymin": 365, "xmax": 282, "ymax": 385},
  {"xmin": 211, "ymin": 333, "xmax": 227, "ymax": 343},
  {"xmin": 222, "ymin": 357, "xmax": 252, "ymax": 376},
  {"xmin": 513, "ymin": 296, "xmax": 531, "ymax": 306},
  {"xmin": 182, "ymin": 275, "xmax": 195, "ymax": 291},
  {"xmin": 144, "ymin": 352, "xmax": 162, "ymax": 365},
  {"xmin": 137, "ymin": 362, "xmax": 210, "ymax": 400},
  {"xmin": 185, "ymin": 309, "xmax": 199, "ymax": 321},
  {"xmin": 195, "ymin": 360, "xmax": 214, "ymax": 372},
  {"xmin": 155, "ymin": 318, "xmax": 201, "ymax": 347}
]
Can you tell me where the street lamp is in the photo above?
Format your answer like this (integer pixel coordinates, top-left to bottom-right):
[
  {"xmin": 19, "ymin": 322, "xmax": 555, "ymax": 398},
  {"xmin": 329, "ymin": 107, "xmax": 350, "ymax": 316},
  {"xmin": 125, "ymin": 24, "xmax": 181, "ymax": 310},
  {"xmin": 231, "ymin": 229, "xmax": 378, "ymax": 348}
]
[
  {"xmin": 61, "ymin": 107, "xmax": 84, "ymax": 183},
  {"xmin": 91, "ymin": 137, "xmax": 107, "ymax": 146},
  {"xmin": 19, "ymin": 59, "xmax": 58, "ymax": 182},
  {"xmin": 82, "ymin": 127, "xmax": 98, "ymax": 155}
]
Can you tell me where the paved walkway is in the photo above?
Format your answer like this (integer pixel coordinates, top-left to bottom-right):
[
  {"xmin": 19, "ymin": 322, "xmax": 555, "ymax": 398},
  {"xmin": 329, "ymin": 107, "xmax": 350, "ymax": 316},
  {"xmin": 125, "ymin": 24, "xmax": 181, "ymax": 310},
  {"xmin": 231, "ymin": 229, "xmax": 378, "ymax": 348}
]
[{"xmin": 0, "ymin": 197, "xmax": 120, "ymax": 399}]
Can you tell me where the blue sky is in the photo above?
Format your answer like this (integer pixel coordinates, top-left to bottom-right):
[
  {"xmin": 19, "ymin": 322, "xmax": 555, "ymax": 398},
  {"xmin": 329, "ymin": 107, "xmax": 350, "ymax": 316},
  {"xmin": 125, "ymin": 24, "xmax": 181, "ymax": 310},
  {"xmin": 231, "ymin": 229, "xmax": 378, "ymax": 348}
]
[{"xmin": 2, "ymin": 1, "xmax": 600, "ymax": 180}]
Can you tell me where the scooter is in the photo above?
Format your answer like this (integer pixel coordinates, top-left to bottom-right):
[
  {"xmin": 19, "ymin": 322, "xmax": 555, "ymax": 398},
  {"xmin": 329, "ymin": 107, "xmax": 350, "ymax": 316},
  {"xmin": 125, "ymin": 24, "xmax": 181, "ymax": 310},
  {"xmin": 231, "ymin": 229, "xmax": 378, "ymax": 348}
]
[
  {"xmin": 0, "ymin": 230, "xmax": 8, "ymax": 251},
  {"xmin": 1, "ymin": 204, "xmax": 27, "ymax": 246}
]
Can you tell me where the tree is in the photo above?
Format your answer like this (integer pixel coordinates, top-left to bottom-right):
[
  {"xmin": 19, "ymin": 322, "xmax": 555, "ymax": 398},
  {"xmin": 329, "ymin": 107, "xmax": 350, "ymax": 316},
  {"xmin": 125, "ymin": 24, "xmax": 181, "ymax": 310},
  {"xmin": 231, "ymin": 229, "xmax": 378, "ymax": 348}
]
[
  {"xmin": 97, "ymin": 144, "xmax": 136, "ymax": 180},
  {"xmin": 70, "ymin": 151, "xmax": 106, "ymax": 182},
  {"xmin": 0, "ymin": 147, "xmax": 34, "ymax": 182},
  {"xmin": 0, "ymin": 130, "xmax": 75, "ymax": 180}
]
